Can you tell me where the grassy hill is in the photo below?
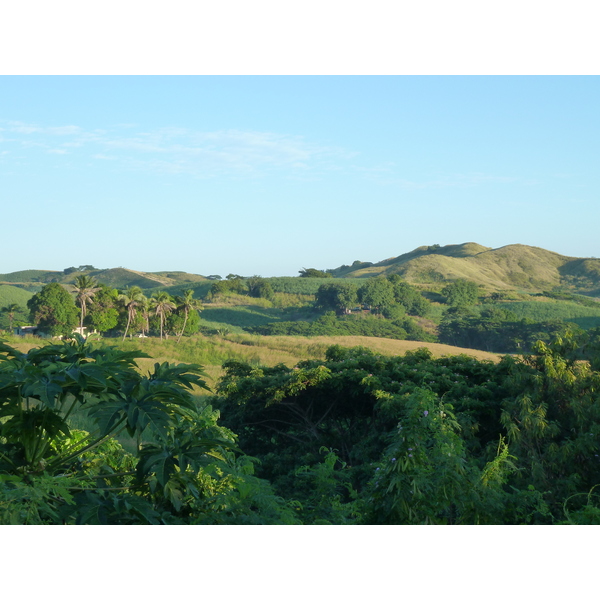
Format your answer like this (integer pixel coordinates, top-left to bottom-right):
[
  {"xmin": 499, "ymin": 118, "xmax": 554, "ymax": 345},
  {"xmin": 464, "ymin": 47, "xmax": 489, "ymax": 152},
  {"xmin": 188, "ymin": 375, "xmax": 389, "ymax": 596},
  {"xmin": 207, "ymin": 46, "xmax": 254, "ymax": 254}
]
[
  {"xmin": 0, "ymin": 269, "xmax": 60, "ymax": 283},
  {"xmin": 3, "ymin": 242, "xmax": 599, "ymax": 300},
  {"xmin": 329, "ymin": 243, "xmax": 600, "ymax": 295},
  {"xmin": 0, "ymin": 285, "xmax": 34, "ymax": 308},
  {"xmin": 0, "ymin": 267, "xmax": 208, "ymax": 291},
  {"xmin": 150, "ymin": 271, "xmax": 208, "ymax": 285}
]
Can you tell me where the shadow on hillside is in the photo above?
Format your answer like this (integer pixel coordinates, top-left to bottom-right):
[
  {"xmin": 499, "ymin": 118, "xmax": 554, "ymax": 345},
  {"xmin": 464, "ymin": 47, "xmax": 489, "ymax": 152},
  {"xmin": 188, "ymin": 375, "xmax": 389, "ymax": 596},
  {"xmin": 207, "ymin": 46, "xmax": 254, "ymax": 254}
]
[{"xmin": 568, "ymin": 316, "xmax": 600, "ymax": 330}]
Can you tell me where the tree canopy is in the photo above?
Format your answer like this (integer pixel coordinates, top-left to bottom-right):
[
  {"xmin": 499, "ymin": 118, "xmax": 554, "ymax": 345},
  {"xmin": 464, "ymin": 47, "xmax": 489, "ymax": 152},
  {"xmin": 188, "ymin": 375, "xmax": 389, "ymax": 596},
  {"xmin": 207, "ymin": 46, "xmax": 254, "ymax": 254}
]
[
  {"xmin": 27, "ymin": 283, "xmax": 79, "ymax": 336},
  {"xmin": 299, "ymin": 268, "xmax": 332, "ymax": 278},
  {"xmin": 442, "ymin": 279, "xmax": 480, "ymax": 307},
  {"xmin": 315, "ymin": 282, "xmax": 358, "ymax": 314}
]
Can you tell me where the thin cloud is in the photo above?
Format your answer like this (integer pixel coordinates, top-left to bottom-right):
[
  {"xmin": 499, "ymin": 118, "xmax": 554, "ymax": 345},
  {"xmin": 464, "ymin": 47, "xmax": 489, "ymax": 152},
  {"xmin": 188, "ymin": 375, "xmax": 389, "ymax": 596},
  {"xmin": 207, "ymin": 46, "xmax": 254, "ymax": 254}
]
[{"xmin": 0, "ymin": 120, "xmax": 350, "ymax": 178}]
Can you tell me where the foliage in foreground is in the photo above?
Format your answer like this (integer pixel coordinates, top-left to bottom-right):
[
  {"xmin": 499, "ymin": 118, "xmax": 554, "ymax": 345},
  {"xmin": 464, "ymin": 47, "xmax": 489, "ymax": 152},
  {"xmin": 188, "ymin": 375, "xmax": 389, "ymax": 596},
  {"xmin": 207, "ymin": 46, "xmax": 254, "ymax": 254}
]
[
  {"xmin": 4, "ymin": 332, "xmax": 600, "ymax": 525},
  {"xmin": 0, "ymin": 337, "xmax": 297, "ymax": 524}
]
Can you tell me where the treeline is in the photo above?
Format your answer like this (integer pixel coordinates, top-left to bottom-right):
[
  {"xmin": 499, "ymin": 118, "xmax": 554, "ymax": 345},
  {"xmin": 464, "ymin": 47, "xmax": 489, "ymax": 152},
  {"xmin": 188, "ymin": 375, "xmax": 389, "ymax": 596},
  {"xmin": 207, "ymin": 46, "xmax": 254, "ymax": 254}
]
[
  {"xmin": 438, "ymin": 307, "xmax": 583, "ymax": 353},
  {"xmin": 23, "ymin": 277, "xmax": 202, "ymax": 341},
  {"xmin": 248, "ymin": 275, "xmax": 436, "ymax": 342}
]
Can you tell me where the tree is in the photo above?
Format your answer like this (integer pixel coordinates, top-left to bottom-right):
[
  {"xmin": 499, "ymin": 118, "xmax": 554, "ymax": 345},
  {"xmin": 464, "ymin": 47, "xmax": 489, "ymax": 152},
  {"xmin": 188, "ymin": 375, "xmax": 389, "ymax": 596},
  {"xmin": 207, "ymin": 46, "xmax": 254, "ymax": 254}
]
[
  {"xmin": 174, "ymin": 289, "xmax": 202, "ymax": 344},
  {"xmin": 315, "ymin": 282, "xmax": 358, "ymax": 315},
  {"xmin": 358, "ymin": 277, "xmax": 395, "ymax": 314},
  {"xmin": 299, "ymin": 268, "xmax": 332, "ymax": 278},
  {"xmin": 86, "ymin": 284, "xmax": 120, "ymax": 333},
  {"xmin": 1, "ymin": 304, "xmax": 21, "ymax": 332},
  {"xmin": 442, "ymin": 279, "xmax": 480, "ymax": 308},
  {"xmin": 246, "ymin": 276, "xmax": 275, "ymax": 300},
  {"xmin": 118, "ymin": 286, "xmax": 146, "ymax": 340},
  {"xmin": 73, "ymin": 275, "xmax": 100, "ymax": 333},
  {"xmin": 208, "ymin": 276, "xmax": 246, "ymax": 299},
  {"xmin": 27, "ymin": 283, "xmax": 79, "ymax": 336},
  {"xmin": 138, "ymin": 295, "xmax": 152, "ymax": 339},
  {"xmin": 388, "ymin": 275, "xmax": 431, "ymax": 316},
  {"xmin": 151, "ymin": 291, "xmax": 176, "ymax": 340}
]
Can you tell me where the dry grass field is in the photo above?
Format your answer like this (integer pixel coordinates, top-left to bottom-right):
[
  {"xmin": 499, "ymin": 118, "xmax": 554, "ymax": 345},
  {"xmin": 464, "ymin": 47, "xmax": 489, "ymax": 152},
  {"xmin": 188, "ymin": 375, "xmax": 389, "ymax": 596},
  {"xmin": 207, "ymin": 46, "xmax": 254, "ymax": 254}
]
[{"xmin": 2, "ymin": 332, "xmax": 503, "ymax": 398}]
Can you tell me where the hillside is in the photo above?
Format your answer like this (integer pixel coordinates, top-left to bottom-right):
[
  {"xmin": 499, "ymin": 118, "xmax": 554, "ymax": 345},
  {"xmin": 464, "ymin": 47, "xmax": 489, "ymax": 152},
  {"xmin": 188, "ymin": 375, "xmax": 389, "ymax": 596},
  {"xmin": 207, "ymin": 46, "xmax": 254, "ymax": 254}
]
[{"xmin": 330, "ymin": 243, "xmax": 600, "ymax": 295}]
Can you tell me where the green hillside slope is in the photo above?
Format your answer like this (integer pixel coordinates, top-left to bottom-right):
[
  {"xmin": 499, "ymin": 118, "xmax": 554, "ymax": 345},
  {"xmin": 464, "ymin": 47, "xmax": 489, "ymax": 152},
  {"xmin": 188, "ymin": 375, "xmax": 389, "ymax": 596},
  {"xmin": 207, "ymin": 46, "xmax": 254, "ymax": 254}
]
[{"xmin": 0, "ymin": 285, "xmax": 34, "ymax": 309}]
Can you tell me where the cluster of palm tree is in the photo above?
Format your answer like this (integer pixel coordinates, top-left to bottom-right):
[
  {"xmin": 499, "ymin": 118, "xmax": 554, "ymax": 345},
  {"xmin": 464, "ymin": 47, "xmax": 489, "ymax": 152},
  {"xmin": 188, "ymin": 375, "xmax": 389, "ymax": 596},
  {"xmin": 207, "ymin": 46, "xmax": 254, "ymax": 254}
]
[{"xmin": 73, "ymin": 276, "xmax": 201, "ymax": 342}]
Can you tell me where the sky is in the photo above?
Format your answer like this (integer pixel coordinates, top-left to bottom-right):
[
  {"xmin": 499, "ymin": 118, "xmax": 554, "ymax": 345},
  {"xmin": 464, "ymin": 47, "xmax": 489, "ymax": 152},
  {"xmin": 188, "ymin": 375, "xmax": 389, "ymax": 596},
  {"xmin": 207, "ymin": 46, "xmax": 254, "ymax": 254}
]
[{"xmin": 1, "ymin": 75, "xmax": 599, "ymax": 277}]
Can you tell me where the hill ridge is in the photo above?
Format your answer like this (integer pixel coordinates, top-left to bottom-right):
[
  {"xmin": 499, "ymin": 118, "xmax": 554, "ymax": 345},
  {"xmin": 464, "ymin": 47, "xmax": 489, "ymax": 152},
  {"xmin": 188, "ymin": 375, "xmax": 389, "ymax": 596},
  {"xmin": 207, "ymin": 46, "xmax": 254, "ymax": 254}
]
[
  {"xmin": 1, "ymin": 242, "xmax": 599, "ymax": 296},
  {"xmin": 328, "ymin": 243, "xmax": 600, "ymax": 295}
]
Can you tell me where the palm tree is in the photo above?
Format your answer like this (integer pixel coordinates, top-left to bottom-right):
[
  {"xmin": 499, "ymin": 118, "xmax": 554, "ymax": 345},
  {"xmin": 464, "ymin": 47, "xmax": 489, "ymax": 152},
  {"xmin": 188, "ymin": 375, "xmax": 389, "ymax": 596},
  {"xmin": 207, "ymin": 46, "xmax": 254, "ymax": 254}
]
[
  {"xmin": 73, "ymin": 275, "xmax": 100, "ymax": 334},
  {"xmin": 1, "ymin": 303, "xmax": 21, "ymax": 333},
  {"xmin": 150, "ymin": 291, "xmax": 176, "ymax": 340},
  {"xmin": 175, "ymin": 289, "xmax": 201, "ymax": 344},
  {"xmin": 118, "ymin": 286, "xmax": 145, "ymax": 341},
  {"xmin": 139, "ymin": 295, "xmax": 151, "ymax": 340}
]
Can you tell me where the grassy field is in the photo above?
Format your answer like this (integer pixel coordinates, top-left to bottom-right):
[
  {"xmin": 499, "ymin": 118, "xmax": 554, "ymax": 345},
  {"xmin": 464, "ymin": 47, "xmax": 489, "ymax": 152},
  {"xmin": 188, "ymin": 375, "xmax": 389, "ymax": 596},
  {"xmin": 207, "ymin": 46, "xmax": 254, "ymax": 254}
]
[{"xmin": 3, "ymin": 332, "xmax": 503, "ymax": 401}]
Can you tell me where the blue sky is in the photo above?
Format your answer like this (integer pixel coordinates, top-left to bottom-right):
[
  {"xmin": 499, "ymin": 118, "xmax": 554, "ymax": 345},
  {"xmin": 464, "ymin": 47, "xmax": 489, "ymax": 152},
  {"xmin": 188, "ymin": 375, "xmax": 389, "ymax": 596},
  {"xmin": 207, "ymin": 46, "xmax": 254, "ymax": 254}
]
[{"xmin": 1, "ymin": 76, "xmax": 599, "ymax": 277}]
